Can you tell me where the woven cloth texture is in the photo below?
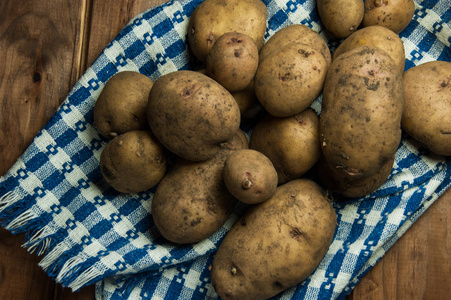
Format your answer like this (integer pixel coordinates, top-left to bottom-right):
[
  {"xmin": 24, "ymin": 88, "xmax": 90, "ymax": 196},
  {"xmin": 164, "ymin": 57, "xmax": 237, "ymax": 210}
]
[{"xmin": 0, "ymin": 0, "xmax": 450, "ymax": 299}]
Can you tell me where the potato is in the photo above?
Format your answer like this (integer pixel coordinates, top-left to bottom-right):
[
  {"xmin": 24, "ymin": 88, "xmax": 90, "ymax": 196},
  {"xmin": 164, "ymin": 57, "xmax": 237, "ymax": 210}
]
[
  {"xmin": 317, "ymin": 0, "xmax": 364, "ymax": 39},
  {"xmin": 94, "ymin": 71, "xmax": 153, "ymax": 139},
  {"xmin": 259, "ymin": 24, "xmax": 331, "ymax": 68},
  {"xmin": 317, "ymin": 154, "xmax": 395, "ymax": 198},
  {"xmin": 255, "ymin": 42, "xmax": 328, "ymax": 117},
  {"xmin": 147, "ymin": 70, "xmax": 241, "ymax": 162},
  {"xmin": 231, "ymin": 79, "xmax": 257, "ymax": 114},
  {"xmin": 320, "ymin": 46, "xmax": 404, "ymax": 180},
  {"xmin": 188, "ymin": 0, "xmax": 267, "ymax": 62},
  {"xmin": 223, "ymin": 149, "xmax": 278, "ymax": 204},
  {"xmin": 100, "ymin": 130, "xmax": 166, "ymax": 193},
  {"xmin": 249, "ymin": 109, "xmax": 321, "ymax": 184},
  {"xmin": 151, "ymin": 131, "xmax": 248, "ymax": 244},
  {"xmin": 333, "ymin": 25, "xmax": 406, "ymax": 74},
  {"xmin": 402, "ymin": 61, "xmax": 451, "ymax": 156},
  {"xmin": 206, "ymin": 32, "xmax": 259, "ymax": 92},
  {"xmin": 210, "ymin": 178, "xmax": 337, "ymax": 300},
  {"xmin": 362, "ymin": 0, "xmax": 415, "ymax": 34}
]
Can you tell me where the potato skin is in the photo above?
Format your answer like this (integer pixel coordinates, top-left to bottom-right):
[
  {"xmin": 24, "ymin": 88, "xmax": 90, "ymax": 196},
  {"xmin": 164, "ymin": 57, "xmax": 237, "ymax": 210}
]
[
  {"xmin": 402, "ymin": 61, "xmax": 451, "ymax": 156},
  {"xmin": 100, "ymin": 130, "xmax": 166, "ymax": 193},
  {"xmin": 223, "ymin": 149, "xmax": 278, "ymax": 204},
  {"xmin": 259, "ymin": 24, "xmax": 331, "ymax": 68},
  {"xmin": 317, "ymin": 0, "xmax": 364, "ymax": 39},
  {"xmin": 362, "ymin": 0, "xmax": 415, "ymax": 34},
  {"xmin": 255, "ymin": 42, "xmax": 328, "ymax": 117},
  {"xmin": 320, "ymin": 46, "xmax": 404, "ymax": 179},
  {"xmin": 147, "ymin": 70, "xmax": 241, "ymax": 162},
  {"xmin": 206, "ymin": 32, "xmax": 259, "ymax": 92},
  {"xmin": 151, "ymin": 131, "xmax": 248, "ymax": 244},
  {"xmin": 188, "ymin": 0, "xmax": 267, "ymax": 62},
  {"xmin": 94, "ymin": 71, "xmax": 153, "ymax": 139},
  {"xmin": 317, "ymin": 154, "xmax": 395, "ymax": 198},
  {"xmin": 333, "ymin": 25, "xmax": 406, "ymax": 74},
  {"xmin": 249, "ymin": 109, "xmax": 321, "ymax": 184},
  {"xmin": 210, "ymin": 179, "xmax": 337, "ymax": 300}
]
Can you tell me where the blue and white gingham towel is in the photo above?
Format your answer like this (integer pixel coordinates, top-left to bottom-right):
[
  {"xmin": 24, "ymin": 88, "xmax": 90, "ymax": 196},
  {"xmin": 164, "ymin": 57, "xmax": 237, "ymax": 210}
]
[{"xmin": 0, "ymin": 0, "xmax": 450, "ymax": 299}]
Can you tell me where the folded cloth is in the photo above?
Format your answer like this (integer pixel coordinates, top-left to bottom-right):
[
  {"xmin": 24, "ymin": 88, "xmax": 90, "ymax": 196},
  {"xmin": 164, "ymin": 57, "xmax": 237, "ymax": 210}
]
[{"xmin": 0, "ymin": 0, "xmax": 450, "ymax": 299}]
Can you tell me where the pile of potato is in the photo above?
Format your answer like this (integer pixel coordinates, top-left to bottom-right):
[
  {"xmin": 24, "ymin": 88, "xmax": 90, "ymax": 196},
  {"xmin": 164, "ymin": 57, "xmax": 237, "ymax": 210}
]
[{"xmin": 93, "ymin": 0, "xmax": 450, "ymax": 299}]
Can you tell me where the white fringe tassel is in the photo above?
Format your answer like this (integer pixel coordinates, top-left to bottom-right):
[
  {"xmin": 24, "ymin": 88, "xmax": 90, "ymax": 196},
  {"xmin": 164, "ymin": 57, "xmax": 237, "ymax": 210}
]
[
  {"xmin": 6, "ymin": 210, "xmax": 37, "ymax": 230},
  {"xmin": 0, "ymin": 191, "xmax": 21, "ymax": 211}
]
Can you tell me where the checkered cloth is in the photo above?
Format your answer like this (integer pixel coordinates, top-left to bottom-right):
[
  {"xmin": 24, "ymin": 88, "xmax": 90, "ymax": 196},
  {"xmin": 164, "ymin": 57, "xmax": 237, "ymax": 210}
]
[{"xmin": 0, "ymin": 0, "xmax": 450, "ymax": 299}]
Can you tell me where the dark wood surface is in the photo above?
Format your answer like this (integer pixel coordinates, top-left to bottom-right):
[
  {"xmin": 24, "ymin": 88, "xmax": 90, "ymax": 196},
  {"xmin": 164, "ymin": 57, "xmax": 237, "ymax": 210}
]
[{"xmin": 0, "ymin": 0, "xmax": 450, "ymax": 299}]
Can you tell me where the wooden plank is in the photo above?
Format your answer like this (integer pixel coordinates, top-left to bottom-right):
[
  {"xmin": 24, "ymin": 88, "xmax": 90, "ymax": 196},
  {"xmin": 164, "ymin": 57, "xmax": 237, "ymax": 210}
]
[
  {"xmin": 0, "ymin": 0, "xmax": 87, "ymax": 299},
  {"xmin": 349, "ymin": 187, "xmax": 451, "ymax": 299}
]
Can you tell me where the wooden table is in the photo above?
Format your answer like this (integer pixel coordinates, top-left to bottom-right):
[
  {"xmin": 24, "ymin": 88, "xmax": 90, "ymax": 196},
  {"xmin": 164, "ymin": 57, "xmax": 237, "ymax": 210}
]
[{"xmin": 0, "ymin": 0, "xmax": 449, "ymax": 299}]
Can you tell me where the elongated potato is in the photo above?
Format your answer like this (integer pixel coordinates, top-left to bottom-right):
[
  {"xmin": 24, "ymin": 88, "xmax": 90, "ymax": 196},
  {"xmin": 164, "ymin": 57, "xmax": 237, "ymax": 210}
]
[
  {"xmin": 320, "ymin": 46, "xmax": 404, "ymax": 179},
  {"xmin": 210, "ymin": 179, "xmax": 337, "ymax": 300},
  {"xmin": 151, "ymin": 131, "xmax": 248, "ymax": 244}
]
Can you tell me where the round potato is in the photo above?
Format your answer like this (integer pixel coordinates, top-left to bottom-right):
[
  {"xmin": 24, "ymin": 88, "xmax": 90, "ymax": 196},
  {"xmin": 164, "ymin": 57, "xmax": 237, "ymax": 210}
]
[
  {"xmin": 320, "ymin": 46, "xmax": 404, "ymax": 179},
  {"xmin": 255, "ymin": 42, "xmax": 328, "ymax": 117},
  {"xmin": 100, "ymin": 130, "xmax": 166, "ymax": 193},
  {"xmin": 94, "ymin": 71, "xmax": 153, "ymax": 139},
  {"xmin": 151, "ymin": 131, "xmax": 248, "ymax": 244},
  {"xmin": 206, "ymin": 32, "xmax": 259, "ymax": 92},
  {"xmin": 147, "ymin": 70, "xmax": 241, "ymax": 162},
  {"xmin": 249, "ymin": 109, "xmax": 321, "ymax": 184},
  {"xmin": 317, "ymin": 0, "xmax": 364, "ymax": 39},
  {"xmin": 210, "ymin": 179, "xmax": 337, "ymax": 300},
  {"xmin": 333, "ymin": 25, "xmax": 406, "ymax": 74},
  {"xmin": 188, "ymin": 0, "xmax": 267, "ymax": 62},
  {"xmin": 231, "ymin": 79, "xmax": 257, "ymax": 114},
  {"xmin": 223, "ymin": 149, "xmax": 278, "ymax": 204},
  {"xmin": 259, "ymin": 24, "xmax": 331, "ymax": 68},
  {"xmin": 402, "ymin": 60, "xmax": 451, "ymax": 156},
  {"xmin": 362, "ymin": 0, "xmax": 415, "ymax": 34}
]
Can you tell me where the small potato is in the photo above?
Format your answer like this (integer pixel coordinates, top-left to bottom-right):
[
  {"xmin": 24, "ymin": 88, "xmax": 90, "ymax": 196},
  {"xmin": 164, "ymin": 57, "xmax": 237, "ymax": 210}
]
[
  {"xmin": 320, "ymin": 46, "xmax": 404, "ymax": 180},
  {"xmin": 259, "ymin": 24, "xmax": 331, "ymax": 68},
  {"xmin": 206, "ymin": 32, "xmax": 259, "ymax": 92},
  {"xmin": 151, "ymin": 131, "xmax": 248, "ymax": 244},
  {"xmin": 317, "ymin": 0, "xmax": 364, "ymax": 39},
  {"xmin": 362, "ymin": 0, "xmax": 415, "ymax": 34},
  {"xmin": 249, "ymin": 109, "xmax": 321, "ymax": 184},
  {"xmin": 188, "ymin": 0, "xmax": 267, "ymax": 62},
  {"xmin": 94, "ymin": 71, "xmax": 153, "ymax": 139},
  {"xmin": 100, "ymin": 130, "xmax": 166, "ymax": 193},
  {"xmin": 402, "ymin": 61, "xmax": 451, "ymax": 156},
  {"xmin": 333, "ymin": 25, "xmax": 406, "ymax": 74},
  {"xmin": 317, "ymin": 154, "xmax": 395, "ymax": 198},
  {"xmin": 147, "ymin": 70, "xmax": 241, "ymax": 162},
  {"xmin": 223, "ymin": 149, "xmax": 278, "ymax": 204},
  {"xmin": 255, "ymin": 42, "xmax": 328, "ymax": 117},
  {"xmin": 210, "ymin": 179, "xmax": 337, "ymax": 300}
]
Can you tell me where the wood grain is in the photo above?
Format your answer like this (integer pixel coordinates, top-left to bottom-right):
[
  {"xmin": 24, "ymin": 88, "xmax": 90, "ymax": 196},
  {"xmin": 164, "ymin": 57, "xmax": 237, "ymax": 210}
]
[{"xmin": 0, "ymin": 0, "xmax": 450, "ymax": 299}]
